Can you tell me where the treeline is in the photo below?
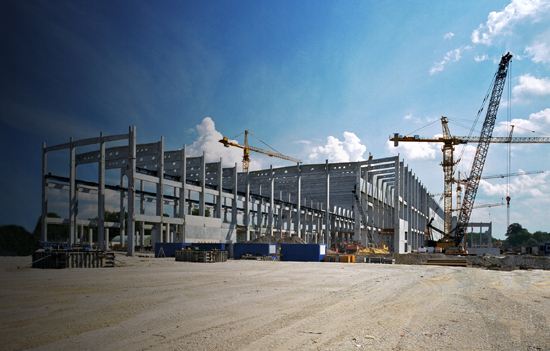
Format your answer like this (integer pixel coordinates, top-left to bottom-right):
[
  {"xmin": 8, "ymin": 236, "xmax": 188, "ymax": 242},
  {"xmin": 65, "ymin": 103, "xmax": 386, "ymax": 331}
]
[
  {"xmin": 504, "ymin": 223, "xmax": 550, "ymax": 247},
  {"xmin": 0, "ymin": 213, "xmax": 68, "ymax": 256}
]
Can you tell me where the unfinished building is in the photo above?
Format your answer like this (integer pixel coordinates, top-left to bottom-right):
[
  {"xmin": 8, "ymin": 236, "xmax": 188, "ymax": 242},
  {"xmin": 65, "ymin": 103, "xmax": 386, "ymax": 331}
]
[{"xmin": 41, "ymin": 127, "xmax": 444, "ymax": 255}]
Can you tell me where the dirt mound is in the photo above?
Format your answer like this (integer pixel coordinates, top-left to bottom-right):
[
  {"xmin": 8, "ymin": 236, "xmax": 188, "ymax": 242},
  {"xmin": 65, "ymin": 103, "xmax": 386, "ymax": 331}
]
[{"xmin": 248, "ymin": 235, "xmax": 306, "ymax": 244}]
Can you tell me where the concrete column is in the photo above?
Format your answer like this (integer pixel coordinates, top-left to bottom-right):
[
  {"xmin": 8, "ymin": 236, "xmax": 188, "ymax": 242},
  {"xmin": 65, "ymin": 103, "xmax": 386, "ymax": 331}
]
[
  {"xmin": 41, "ymin": 143, "xmax": 48, "ymax": 241},
  {"xmin": 287, "ymin": 195, "xmax": 292, "ymax": 237},
  {"xmin": 155, "ymin": 138, "xmax": 165, "ymax": 246},
  {"xmin": 245, "ymin": 169, "xmax": 250, "ymax": 240},
  {"xmin": 231, "ymin": 163, "xmax": 238, "ymax": 226},
  {"xmin": 105, "ymin": 228, "xmax": 109, "ymax": 250},
  {"xmin": 179, "ymin": 146, "xmax": 186, "ymax": 243},
  {"xmin": 199, "ymin": 151, "xmax": 205, "ymax": 216},
  {"xmin": 140, "ymin": 180, "xmax": 145, "ymax": 247},
  {"xmin": 120, "ymin": 170, "xmax": 126, "ymax": 248},
  {"xmin": 217, "ymin": 158, "xmax": 223, "ymax": 219},
  {"xmin": 127, "ymin": 126, "xmax": 137, "ymax": 256},
  {"xmin": 98, "ymin": 132, "xmax": 106, "ymax": 250},
  {"xmin": 308, "ymin": 201, "xmax": 314, "ymax": 243},
  {"xmin": 354, "ymin": 163, "xmax": 362, "ymax": 243},
  {"xmin": 296, "ymin": 163, "xmax": 301, "ymax": 239},
  {"xmin": 277, "ymin": 191, "xmax": 282, "ymax": 237},
  {"xmin": 256, "ymin": 198, "xmax": 262, "ymax": 236},
  {"xmin": 269, "ymin": 165, "xmax": 274, "ymax": 235},
  {"xmin": 406, "ymin": 166, "xmax": 412, "ymax": 249},
  {"xmin": 69, "ymin": 137, "xmax": 76, "ymax": 245},
  {"xmin": 325, "ymin": 160, "xmax": 330, "ymax": 247},
  {"xmin": 393, "ymin": 157, "xmax": 401, "ymax": 253}
]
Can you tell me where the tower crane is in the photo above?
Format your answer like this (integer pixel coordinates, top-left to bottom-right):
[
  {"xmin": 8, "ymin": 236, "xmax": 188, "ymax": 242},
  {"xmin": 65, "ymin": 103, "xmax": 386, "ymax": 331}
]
[
  {"xmin": 456, "ymin": 170, "xmax": 545, "ymax": 212},
  {"xmin": 219, "ymin": 130, "xmax": 301, "ymax": 172},
  {"xmin": 391, "ymin": 116, "xmax": 550, "ymax": 235},
  {"xmin": 390, "ymin": 53, "xmax": 520, "ymax": 242},
  {"xmin": 461, "ymin": 170, "xmax": 545, "ymax": 181}
]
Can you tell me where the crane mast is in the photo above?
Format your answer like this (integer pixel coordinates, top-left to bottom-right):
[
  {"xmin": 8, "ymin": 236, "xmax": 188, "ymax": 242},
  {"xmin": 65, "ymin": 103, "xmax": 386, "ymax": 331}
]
[
  {"xmin": 219, "ymin": 130, "xmax": 301, "ymax": 172},
  {"xmin": 454, "ymin": 52, "xmax": 512, "ymax": 245}
]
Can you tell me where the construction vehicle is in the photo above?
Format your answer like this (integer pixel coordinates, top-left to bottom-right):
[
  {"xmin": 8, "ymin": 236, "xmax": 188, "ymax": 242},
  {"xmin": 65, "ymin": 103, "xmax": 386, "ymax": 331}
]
[
  {"xmin": 219, "ymin": 130, "xmax": 301, "ymax": 172},
  {"xmin": 453, "ymin": 52, "xmax": 513, "ymax": 247},
  {"xmin": 392, "ymin": 52, "xmax": 514, "ymax": 248},
  {"xmin": 426, "ymin": 217, "xmax": 468, "ymax": 254}
]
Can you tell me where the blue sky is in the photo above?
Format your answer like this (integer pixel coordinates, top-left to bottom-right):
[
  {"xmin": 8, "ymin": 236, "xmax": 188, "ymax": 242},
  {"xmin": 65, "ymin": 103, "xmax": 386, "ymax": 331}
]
[{"xmin": 2, "ymin": 0, "xmax": 550, "ymax": 239}]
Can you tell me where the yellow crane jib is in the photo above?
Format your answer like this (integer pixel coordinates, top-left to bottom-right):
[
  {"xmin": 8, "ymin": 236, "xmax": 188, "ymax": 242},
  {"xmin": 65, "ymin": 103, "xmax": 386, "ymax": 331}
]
[{"xmin": 219, "ymin": 130, "xmax": 301, "ymax": 172}]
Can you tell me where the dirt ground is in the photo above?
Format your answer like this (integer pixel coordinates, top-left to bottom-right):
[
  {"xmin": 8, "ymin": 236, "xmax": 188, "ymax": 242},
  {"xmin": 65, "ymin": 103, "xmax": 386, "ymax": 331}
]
[{"xmin": 1, "ymin": 255, "xmax": 550, "ymax": 350}]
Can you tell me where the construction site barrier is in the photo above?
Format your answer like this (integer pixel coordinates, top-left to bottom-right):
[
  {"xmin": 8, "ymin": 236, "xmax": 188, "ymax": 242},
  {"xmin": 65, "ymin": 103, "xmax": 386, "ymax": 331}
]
[
  {"xmin": 31, "ymin": 250, "xmax": 107, "ymax": 268},
  {"xmin": 175, "ymin": 250, "xmax": 227, "ymax": 263}
]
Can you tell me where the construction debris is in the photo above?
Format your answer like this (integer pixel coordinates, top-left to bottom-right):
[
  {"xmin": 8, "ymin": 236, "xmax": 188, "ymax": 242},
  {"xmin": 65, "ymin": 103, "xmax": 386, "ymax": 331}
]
[
  {"xmin": 424, "ymin": 258, "xmax": 469, "ymax": 267},
  {"xmin": 355, "ymin": 247, "xmax": 390, "ymax": 254}
]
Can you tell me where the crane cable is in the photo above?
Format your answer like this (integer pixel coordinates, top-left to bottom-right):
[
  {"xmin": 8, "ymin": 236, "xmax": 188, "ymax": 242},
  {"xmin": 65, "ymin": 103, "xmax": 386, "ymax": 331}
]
[
  {"xmin": 506, "ymin": 61, "xmax": 512, "ymax": 233},
  {"xmin": 454, "ymin": 72, "xmax": 498, "ymax": 173}
]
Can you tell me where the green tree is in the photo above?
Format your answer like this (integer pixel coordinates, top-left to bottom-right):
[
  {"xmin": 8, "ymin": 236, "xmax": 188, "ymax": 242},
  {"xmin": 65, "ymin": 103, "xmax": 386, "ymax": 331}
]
[
  {"xmin": 191, "ymin": 208, "xmax": 211, "ymax": 217},
  {"xmin": 32, "ymin": 213, "xmax": 69, "ymax": 242},
  {"xmin": 533, "ymin": 231, "xmax": 550, "ymax": 244},
  {"xmin": 0, "ymin": 225, "xmax": 39, "ymax": 256},
  {"xmin": 88, "ymin": 211, "xmax": 127, "ymax": 242},
  {"xmin": 505, "ymin": 223, "xmax": 532, "ymax": 247}
]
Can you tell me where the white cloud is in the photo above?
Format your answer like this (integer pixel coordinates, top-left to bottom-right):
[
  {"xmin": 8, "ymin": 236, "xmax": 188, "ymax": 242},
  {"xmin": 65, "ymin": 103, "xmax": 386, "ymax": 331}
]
[
  {"xmin": 430, "ymin": 47, "xmax": 469, "ymax": 75},
  {"xmin": 386, "ymin": 139, "xmax": 438, "ymax": 160},
  {"xmin": 309, "ymin": 132, "xmax": 367, "ymax": 163},
  {"xmin": 444, "ymin": 32, "xmax": 455, "ymax": 40},
  {"xmin": 495, "ymin": 108, "xmax": 550, "ymax": 134},
  {"xmin": 455, "ymin": 144, "xmax": 477, "ymax": 173},
  {"xmin": 525, "ymin": 37, "xmax": 550, "ymax": 63},
  {"xmin": 474, "ymin": 55, "xmax": 489, "ymax": 62},
  {"xmin": 471, "ymin": 0, "xmax": 550, "ymax": 45},
  {"xmin": 512, "ymin": 74, "xmax": 550, "ymax": 102},
  {"xmin": 186, "ymin": 117, "xmax": 259, "ymax": 171},
  {"xmin": 480, "ymin": 171, "xmax": 550, "ymax": 197},
  {"xmin": 403, "ymin": 114, "xmax": 421, "ymax": 123}
]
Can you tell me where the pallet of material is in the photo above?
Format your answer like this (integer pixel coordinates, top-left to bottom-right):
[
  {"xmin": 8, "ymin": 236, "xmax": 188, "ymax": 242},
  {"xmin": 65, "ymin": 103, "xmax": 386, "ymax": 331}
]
[
  {"xmin": 424, "ymin": 259, "xmax": 469, "ymax": 267},
  {"xmin": 32, "ymin": 250, "xmax": 106, "ymax": 269},
  {"xmin": 175, "ymin": 249, "xmax": 227, "ymax": 263},
  {"xmin": 324, "ymin": 254, "xmax": 355, "ymax": 263}
]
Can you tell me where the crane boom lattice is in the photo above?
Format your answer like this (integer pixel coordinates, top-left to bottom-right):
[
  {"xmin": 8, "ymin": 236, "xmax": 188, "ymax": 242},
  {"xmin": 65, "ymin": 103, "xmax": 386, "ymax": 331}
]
[
  {"xmin": 219, "ymin": 130, "xmax": 301, "ymax": 172},
  {"xmin": 454, "ymin": 53, "xmax": 512, "ymax": 245}
]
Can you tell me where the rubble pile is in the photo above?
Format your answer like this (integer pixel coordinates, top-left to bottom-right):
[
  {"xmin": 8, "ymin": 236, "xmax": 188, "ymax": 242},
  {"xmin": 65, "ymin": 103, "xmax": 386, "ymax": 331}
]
[{"xmin": 467, "ymin": 254, "xmax": 550, "ymax": 270}]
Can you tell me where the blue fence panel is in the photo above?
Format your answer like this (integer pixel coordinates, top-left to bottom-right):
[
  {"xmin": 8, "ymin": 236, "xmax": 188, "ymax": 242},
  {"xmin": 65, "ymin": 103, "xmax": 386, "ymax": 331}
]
[
  {"xmin": 234, "ymin": 243, "xmax": 276, "ymax": 259},
  {"xmin": 280, "ymin": 244, "xmax": 326, "ymax": 262}
]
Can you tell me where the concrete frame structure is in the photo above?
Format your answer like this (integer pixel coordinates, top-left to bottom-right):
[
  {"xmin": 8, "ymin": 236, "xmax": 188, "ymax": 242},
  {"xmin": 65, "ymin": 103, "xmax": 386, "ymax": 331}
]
[
  {"xmin": 41, "ymin": 128, "xmax": 444, "ymax": 255},
  {"xmin": 466, "ymin": 222, "xmax": 493, "ymax": 248}
]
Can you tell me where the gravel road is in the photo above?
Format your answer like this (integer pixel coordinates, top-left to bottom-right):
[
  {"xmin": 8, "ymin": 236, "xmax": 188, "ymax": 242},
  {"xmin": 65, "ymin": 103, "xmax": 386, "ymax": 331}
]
[{"xmin": 1, "ymin": 255, "xmax": 549, "ymax": 350}]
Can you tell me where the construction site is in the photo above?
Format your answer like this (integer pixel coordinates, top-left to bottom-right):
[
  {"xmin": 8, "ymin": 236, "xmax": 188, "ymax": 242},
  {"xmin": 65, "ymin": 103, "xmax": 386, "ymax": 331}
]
[
  {"xmin": 35, "ymin": 52, "xmax": 550, "ymax": 263},
  {"xmin": 2, "ymin": 48, "xmax": 550, "ymax": 350}
]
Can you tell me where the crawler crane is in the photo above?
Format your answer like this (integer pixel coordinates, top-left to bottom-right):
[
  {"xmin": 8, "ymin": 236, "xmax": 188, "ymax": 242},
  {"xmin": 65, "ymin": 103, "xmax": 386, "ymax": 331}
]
[{"xmin": 392, "ymin": 53, "xmax": 550, "ymax": 248}]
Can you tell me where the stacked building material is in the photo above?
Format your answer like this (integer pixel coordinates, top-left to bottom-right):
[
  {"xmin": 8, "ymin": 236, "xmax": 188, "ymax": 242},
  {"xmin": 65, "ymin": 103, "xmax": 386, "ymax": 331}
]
[{"xmin": 175, "ymin": 249, "xmax": 227, "ymax": 263}]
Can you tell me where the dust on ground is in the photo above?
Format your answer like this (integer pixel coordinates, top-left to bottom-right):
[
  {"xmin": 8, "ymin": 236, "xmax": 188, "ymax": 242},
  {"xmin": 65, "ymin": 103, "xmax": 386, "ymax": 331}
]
[{"xmin": 1, "ymin": 255, "xmax": 550, "ymax": 350}]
